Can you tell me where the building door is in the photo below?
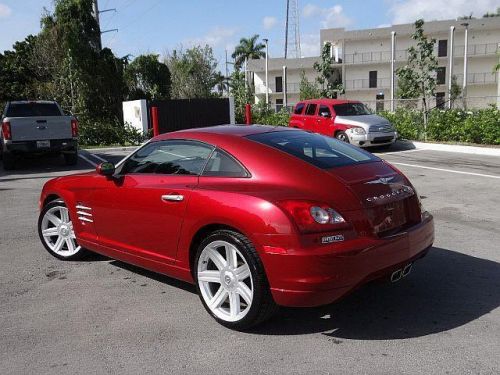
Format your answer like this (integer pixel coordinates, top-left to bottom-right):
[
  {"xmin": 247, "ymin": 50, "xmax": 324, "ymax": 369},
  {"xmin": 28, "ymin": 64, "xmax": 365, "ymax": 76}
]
[{"xmin": 376, "ymin": 93, "xmax": 384, "ymax": 112}]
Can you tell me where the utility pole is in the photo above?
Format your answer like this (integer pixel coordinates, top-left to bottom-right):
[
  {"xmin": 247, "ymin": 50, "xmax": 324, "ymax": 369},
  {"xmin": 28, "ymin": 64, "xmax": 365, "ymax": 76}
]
[
  {"xmin": 390, "ymin": 31, "xmax": 396, "ymax": 112},
  {"xmin": 284, "ymin": 0, "xmax": 289, "ymax": 58},
  {"xmin": 225, "ymin": 50, "xmax": 234, "ymax": 97},
  {"xmin": 92, "ymin": 0, "xmax": 118, "ymax": 51},
  {"xmin": 461, "ymin": 22, "xmax": 469, "ymax": 108},
  {"xmin": 263, "ymin": 38, "xmax": 269, "ymax": 105},
  {"xmin": 447, "ymin": 26, "xmax": 455, "ymax": 109}
]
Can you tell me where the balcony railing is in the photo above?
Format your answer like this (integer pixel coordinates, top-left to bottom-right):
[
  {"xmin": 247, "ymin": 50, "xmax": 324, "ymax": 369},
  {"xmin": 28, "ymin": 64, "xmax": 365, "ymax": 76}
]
[
  {"xmin": 343, "ymin": 43, "xmax": 499, "ymax": 64},
  {"xmin": 255, "ymin": 82, "xmax": 301, "ymax": 94},
  {"xmin": 344, "ymin": 78, "xmax": 391, "ymax": 90},
  {"xmin": 455, "ymin": 72, "xmax": 498, "ymax": 85}
]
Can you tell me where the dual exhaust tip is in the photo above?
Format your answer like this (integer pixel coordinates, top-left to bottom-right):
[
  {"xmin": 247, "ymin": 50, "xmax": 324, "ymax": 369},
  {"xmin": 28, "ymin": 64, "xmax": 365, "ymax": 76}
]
[{"xmin": 390, "ymin": 263, "xmax": 412, "ymax": 283}]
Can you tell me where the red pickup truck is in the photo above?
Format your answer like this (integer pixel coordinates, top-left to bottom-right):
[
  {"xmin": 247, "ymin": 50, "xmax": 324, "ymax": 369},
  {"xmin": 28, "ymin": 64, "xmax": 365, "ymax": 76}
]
[{"xmin": 289, "ymin": 99, "xmax": 397, "ymax": 148}]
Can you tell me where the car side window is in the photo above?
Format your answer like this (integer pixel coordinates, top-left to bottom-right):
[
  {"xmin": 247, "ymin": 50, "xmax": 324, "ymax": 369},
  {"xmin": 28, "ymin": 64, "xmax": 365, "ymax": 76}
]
[
  {"xmin": 318, "ymin": 105, "xmax": 331, "ymax": 117},
  {"xmin": 202, "ymin": 149, "xmax": 249, "ymax": 178},
  {"xmin": 120, "ymin": 140, "xmax": 214, "ymax": 175},
  {"xmin": 294, "ymin": 103, "xmax": 305, "ymax": 114},
  {"xmin": 305, "ymin": 104, "xmax": 317, "ymax": 116}
]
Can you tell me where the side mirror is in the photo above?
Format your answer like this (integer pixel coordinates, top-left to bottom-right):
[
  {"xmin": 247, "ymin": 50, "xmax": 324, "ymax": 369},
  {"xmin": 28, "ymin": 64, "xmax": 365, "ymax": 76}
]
[
  {"xmin": 96, "ymin": 162, "xmax": 115, "ymax": 176},
  {"xmin": 320, "ymin": 112, "xmax": 331, "ymax": 118}
]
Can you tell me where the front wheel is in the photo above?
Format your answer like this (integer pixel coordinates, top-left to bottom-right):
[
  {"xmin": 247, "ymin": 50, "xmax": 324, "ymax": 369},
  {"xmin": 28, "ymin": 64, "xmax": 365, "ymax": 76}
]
[
  {"xmin": 38, "ymin": 200, "xmax": 89, "ymax": 260},
  {"xmin": 194, "ymin": 230, "xmax": 277, "ymax": 330},
  {"xmin": 335, "ymin": 131, "xmax": 349, "ymax": 143}
]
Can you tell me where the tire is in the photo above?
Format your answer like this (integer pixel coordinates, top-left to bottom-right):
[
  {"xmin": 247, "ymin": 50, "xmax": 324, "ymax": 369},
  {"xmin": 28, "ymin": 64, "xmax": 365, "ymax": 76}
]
[
  {"xmin": 194, "ymin": 229, "xmax": 277, "ymax": 330},
  {"xmin": 38, "ymin": 200, "xmax": 89, "ymax": 260},
  {"xmin": 64, "ymin": 151, "xmax": 78, "ymax": 166},
  {"xmin": 335, "ymin": 131, "xmax": 349, "ymax": 143},
  {"xmin": 2, "ymin": 151, "xmax": 16, "ymax": 170}
]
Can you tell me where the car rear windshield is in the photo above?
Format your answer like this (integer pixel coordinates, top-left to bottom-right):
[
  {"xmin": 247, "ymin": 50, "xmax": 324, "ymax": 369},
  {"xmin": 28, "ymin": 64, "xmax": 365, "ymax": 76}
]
[
  {"xmin": 247, "ymin": 130, "xmax": 379, "ymax": 169},
  {"xmin": 333, "ymin": 103, "xmax": 371, "ymax": 116},
  {"xmin": 6, "ymin": 103, "xmax": 62, "ymax": 117}
]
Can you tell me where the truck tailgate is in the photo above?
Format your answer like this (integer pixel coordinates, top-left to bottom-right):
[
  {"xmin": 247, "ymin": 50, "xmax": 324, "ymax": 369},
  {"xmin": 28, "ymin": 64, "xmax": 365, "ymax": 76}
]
[{"xmin": 8, "ymin": 116, "xmax": 73, "ymax": 141}]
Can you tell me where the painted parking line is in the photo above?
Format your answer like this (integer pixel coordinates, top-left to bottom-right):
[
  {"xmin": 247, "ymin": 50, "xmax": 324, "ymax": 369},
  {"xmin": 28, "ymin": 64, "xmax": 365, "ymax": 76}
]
[
  {"xmin": 390, "ymin": 161, "xmax": 500, "ymax": 180},
  {"xmin": 78, "ymin": 152, "xmax": 98, "ymax": 167},
  {"xmin": 89, "ymin": 153, "xmax": 108, "ymax": 163},
  {"xmin": 376, "ymin": 148, "xmax": 425, "ymax": 155}
]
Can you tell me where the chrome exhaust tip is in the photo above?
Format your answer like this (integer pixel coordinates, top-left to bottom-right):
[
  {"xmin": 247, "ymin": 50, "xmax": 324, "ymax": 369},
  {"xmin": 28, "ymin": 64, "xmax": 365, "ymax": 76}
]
[
  {"xmin": 390, "ymin": 269, "xmax": 402, "ymax": 283},
  {"xmin": 402, "ymin": 263, "xmax": 413, "ymax": 277}
]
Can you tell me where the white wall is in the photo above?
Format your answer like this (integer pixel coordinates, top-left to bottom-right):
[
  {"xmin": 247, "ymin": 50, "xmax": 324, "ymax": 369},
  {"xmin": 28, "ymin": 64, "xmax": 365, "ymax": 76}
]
[{"xmin": 122, "ymin": 100, "xmax": 148, "ymax": 134}]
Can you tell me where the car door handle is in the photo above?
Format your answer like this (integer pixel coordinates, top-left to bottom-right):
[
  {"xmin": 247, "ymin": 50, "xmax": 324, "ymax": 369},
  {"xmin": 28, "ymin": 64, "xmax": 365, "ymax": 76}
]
[{"xmin": 161, "ymin": 194, "xmax": 184, "ymax": 202}]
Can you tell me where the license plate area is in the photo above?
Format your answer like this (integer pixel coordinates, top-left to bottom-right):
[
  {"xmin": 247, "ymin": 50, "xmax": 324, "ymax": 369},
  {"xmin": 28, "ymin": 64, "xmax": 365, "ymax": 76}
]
[
  {"xmin": 36, "ymin": 140, "xmax": 50, "ymax": 148},
  {"xmin": 373, "ymin": 199, "xmax": 407, "ymax": 235}
]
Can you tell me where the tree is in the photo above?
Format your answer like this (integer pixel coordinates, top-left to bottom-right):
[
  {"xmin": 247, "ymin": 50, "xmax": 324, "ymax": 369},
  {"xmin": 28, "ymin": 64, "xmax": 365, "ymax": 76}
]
[
  {"xmin": 213, "ymin": 72, "xmax": 228, "ymax": 97},
  {"xmin": 313, "ymin": 43, "xmax": 343, "ymax": 98},
  {"xmin": 449, "ymin": 74, "xmax": 462, "ymax": 108},
  {"xmin": 396, "ymin": 19, "xmax": 438, "ymax": 138},
  {"xmin": 165, "ymin": 45, "xmax": 220, "ymax": 99},
  {"xmin": 229, "ymin": 70, "xmax": 252, "ymax": 123},
  {"xmin": 124, "ymin": 54, "xmax": 171, "ymax": 100},
  {"xmin": 483, "ymin": 8, "xmax": 500, "ymax": 17},
  {"xmin": 231, "ymin": 35, "xmax": 265, "ymax": 69},
  {"xmin": 299, "ymin": 70, "xmax": 320, "ymax": 100}
]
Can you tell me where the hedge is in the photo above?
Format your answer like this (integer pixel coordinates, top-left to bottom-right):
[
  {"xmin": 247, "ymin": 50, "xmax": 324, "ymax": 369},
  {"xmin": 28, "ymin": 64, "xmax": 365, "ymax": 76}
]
[{"xmin": 79, "ymin": 119, "xmax": 146, "ymax": 146}]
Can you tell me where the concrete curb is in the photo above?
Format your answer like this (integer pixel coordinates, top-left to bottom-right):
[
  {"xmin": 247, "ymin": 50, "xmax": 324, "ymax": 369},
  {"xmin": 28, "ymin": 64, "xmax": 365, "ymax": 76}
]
[{"xmin": 412, "ymin": 142, "xmax": 500, "ymax": 157}]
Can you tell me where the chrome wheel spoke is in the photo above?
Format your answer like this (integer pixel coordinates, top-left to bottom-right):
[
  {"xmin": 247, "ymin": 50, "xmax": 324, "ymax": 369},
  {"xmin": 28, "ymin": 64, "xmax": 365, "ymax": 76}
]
[
  {"xmin": 206, "ymin": 247, "xmax": 227, "ymax": 270},
  {"xmin": 60, "ymin": 207, "xmax": 70, "ymax": 223},
  {"xmin": 225, "ymin": 245, "xmax": 238, "ymax": 269},
  {"xmin": 52, "ymin": 236, "xmax": 65, "ymax": 252},
  {"xmin": 42, "ymin": 227, "xmax": 59, "ymax": 237},
  {"xmin": 229, "ymin": 291, "xmax": 241, "ymax": 317},
  {"xmin": 198, "ymin": 270, "xmax": 221, "ymax": 283},
  {"xmin": 234, "ymin": 264, "xmax": 250, "ymax": 281},
  {"xmin": 41, "ymin": 205, "xmax": 81, "ymax": 257},
  {"xmin": 65, "ymin": 238, "xmax": 75, "ymax": 253},
  {"xmin": 209, "ymin": 287, "xmax": 228, "ymax": 309},
  {"xmin": 236, "ymin": 283, "xmax": 253, "ymax": 305},
  {"xmin": 46, "ymin": 213, "xmax": 62, "ymax": 226}
]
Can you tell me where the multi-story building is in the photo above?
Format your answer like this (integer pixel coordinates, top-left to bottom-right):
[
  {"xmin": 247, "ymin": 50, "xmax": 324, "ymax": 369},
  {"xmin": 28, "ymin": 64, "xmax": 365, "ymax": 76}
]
[{"xmin": 248, "ymin": 17, "xmax": 500, "ymax": 111}]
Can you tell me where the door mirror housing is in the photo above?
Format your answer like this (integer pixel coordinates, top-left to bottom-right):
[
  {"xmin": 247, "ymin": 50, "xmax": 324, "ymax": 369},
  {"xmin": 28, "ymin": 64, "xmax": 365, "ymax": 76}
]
[{"xmin": 96, "ymin": 162, "xmax": 115, "ymax": 176}]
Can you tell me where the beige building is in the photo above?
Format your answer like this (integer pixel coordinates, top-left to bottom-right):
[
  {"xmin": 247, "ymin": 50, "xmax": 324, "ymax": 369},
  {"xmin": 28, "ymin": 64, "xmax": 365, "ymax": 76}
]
[{"xmin": 248, "ymin": 17, "xmax": 500, "ymax": 111}]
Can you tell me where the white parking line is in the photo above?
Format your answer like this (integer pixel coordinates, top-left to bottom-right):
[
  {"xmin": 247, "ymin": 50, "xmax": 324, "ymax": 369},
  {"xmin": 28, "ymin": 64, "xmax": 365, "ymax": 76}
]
[
  {"xmin": 378, "ymin": 149, "xmax": 425, "ymax": 155},
  {"xmin": 390, "ymin": 162, "xmax": 500, "ymax": 180},
  {"xmin": 88, "ymin": 153, "xmax": 108, "ymax": 163},
  {"xmin": 78, "ymin": 153, "xmax": 97, "ymax": 167}
]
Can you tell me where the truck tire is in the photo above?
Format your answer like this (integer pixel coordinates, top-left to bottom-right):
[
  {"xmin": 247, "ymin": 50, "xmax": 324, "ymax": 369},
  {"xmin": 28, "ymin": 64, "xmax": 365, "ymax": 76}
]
[
  {"xmin": 335, "ymin": 131, "xmax": 349, "ymax": 143},
  {"xmin": 2, "ymin": 152, "xmax": 16, "ymax": 170},
  {"xmin": 64, "ymin": 151, "xmax": 78, "ymax": 166}
]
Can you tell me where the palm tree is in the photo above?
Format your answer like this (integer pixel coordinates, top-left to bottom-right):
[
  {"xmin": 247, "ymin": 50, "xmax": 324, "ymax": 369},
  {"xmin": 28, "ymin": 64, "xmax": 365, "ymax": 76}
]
[{"xmin": 231, "ymin": 35, "xmax": 266, "ymax": 69}]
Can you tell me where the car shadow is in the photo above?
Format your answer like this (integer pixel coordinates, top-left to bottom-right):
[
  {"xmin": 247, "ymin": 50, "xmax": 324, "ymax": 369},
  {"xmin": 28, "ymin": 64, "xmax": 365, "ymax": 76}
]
[
  {"xmin": 369, "ymin": 139, "xmax": 416, "ymax": 153},
  {"xmin": 0, "ymin": 153, "xmax": 91, "ymax": 178},
  {"xmin": 248, "ymin": 247, "xmax": 500, "ymax": 339}
]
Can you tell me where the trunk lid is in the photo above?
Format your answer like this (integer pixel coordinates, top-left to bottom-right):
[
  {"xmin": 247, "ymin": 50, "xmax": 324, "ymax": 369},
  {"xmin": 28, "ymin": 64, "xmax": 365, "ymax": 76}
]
[{"xmin": 7, "ymin": 116, "xmax": 73, "ymax": 141}]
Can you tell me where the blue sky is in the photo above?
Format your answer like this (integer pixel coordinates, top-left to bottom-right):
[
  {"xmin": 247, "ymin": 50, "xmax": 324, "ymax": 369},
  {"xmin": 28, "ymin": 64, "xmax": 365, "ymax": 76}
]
[{"xmin": 0, "ymin": 0, "xmax": 498, "ymax": 70}]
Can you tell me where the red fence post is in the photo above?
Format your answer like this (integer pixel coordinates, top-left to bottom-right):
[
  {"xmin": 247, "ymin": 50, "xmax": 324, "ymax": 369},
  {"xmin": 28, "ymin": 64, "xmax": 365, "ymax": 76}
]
[
  {"xmin": 245, "ymin": 103, "xmax": 252, "ymax": 125},
  {"xmin": 151, "ymin": 106, "xmax": 159, "ymax": 136}
]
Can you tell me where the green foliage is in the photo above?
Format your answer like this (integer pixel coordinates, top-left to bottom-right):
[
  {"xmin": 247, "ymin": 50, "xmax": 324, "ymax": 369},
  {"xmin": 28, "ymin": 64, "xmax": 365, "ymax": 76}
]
[
  {"xmin": 313, "ymin": 43, "xmax": 342, "ymax": 98},
  {"xmin": 483, "ymin": 8, "xmax": 500, "ymax": 17},
  {"xmin": 229, "ymin": 70, "xmax": 252, "ymax": 123},
  {"xmin": 231, "ymin": 35, "xmax": 265, "ymax": 69},
  {"xmin": 79, "ymin": 119, "xmax": 145, "ymax": 146},
  {"xmin": 252, "ymin": 104, "xmax": 290, "ymax": 126},
  {"xmin": 124, "ymin": 54, "xmax": 171, "ymax": 101},
  {"xmin": 379, "ymin": 108, "xmax": 500, "ymax": 145},
  {"xmin": 299, "ymin": 70, "xmax": 320, "ymax": 100},
  {"xmin": 449, "ymin": 75, "xmax": 462, "ymax": 107},
  {"xmin": 165, "ymin": 45, "xmax": 220, "ymax": 99}
]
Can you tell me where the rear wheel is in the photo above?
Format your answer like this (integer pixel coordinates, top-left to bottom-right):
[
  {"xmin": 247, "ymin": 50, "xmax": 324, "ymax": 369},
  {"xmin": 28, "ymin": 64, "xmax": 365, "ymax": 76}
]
[
  {"xmin": 2, "ymin": 151, "xmax": 16, "ymax": 170},
  {"xmin": 64, "ymin": 151, "xmax": 78, "ymax": 166},
  {"xmin": 38, "ymin": 200, "xmax": 88, "ymax": 260},
  {"xmin": 194, "ymin": 230, "xmax": 277, "ymax": 330},
  {"xmin": 335, "ymin": 131, "xmax": 349, "ymax": 143}
]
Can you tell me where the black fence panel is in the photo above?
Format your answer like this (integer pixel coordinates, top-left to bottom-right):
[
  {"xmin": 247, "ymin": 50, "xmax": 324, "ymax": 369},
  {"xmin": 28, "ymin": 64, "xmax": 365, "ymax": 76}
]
[{"xmin": 148, "ymin": 98, "xmax": 231, "ymax": 134}]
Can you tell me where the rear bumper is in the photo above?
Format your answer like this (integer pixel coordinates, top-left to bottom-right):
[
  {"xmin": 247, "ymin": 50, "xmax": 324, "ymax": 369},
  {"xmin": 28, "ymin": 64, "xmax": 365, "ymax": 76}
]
[
  {"xmin": 4, "ymin": 139, "xmax": 77, "ymax": 154},
  {"xmin": 347, "ymin": 130, "xmax": 397, "ymax": 147},
  {"xmin": 258, "ymin": 215, "xmax": 434, "ymax": 307}
]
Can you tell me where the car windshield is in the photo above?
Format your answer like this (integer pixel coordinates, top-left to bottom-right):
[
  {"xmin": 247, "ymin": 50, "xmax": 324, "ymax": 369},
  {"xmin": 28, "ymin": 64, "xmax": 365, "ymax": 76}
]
[
  {"xmin": 6, "ymin": 103, "xmax": 62, "ymax": 117},
  {"xmin": 333, "ymin": 103, "xmax": 371, "ymax": 116},
  {"xmin": 247, "ymin": 130, "xmax": 379, "ymax": 169}
]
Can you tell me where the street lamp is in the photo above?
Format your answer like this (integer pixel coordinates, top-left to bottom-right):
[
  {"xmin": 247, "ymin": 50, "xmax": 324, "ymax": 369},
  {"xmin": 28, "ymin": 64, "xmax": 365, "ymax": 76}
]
[
  {"xmin": 461, "ymin": 22, "xmax": 469, "ymax": 107},
  {"xmin": 263, "ymin": 38, "xmax": 269, "ymax": 106}
]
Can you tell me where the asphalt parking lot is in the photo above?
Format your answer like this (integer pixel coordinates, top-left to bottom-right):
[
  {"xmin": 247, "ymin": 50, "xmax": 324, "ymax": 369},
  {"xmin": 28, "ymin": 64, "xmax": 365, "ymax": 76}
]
[{"xmin": 1, "ymin": 142, "xmax": 499, "ymax": 374}]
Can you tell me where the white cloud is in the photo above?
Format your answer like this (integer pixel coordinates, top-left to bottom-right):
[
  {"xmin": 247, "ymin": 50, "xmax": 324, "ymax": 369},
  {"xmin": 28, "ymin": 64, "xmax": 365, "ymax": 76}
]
[
  {"xmin": 262, "ymin": 16, "xmax": 277, "ymax": 30},
  {"xmin": 300, "ymin": 33, "xmax": 320, "ymax": 57},
  {"xmin": 0, "ymin": 3, "xmax": 12, "ymax": 18},
  {"xmin": 388, "ymin": 0, "xmax": 499, "ymax": 24},
  {"xmin": 183, "ymin": 26, "xmax": 238, "ymax": 49},
  {"xmin": 302, "ymin": 3, "xmax": 352, "ymax": 28}
]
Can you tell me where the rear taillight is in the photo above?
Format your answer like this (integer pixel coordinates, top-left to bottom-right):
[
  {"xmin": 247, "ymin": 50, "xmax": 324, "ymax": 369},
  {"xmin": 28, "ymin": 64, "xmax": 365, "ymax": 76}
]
[
  {"xmin": 2, "ymin": 121, "xmax": 11, "ymax": 140},
  {"xmin": 71, "ymin": 119, "xmax": 78, "ymax": 137},
  {"xmin": 278, "ymin": 200, "xmax": 347, "ymax": 233}
]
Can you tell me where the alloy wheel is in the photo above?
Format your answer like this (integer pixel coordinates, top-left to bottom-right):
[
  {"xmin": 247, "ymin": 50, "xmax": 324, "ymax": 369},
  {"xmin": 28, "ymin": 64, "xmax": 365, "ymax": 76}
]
[
  {"xmin": 40, "ymin": 205, "xmax": 81, "ymax": 257},
  {"xmin": 197, "ymin": 240, "xmax": 254, "ymax": 322}
]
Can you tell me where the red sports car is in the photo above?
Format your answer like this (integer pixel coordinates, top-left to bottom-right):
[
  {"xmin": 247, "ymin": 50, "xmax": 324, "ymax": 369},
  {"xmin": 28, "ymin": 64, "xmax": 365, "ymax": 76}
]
[{"xmin": 38, "ymin": 125, "xmax": 434, "ymax": 329}]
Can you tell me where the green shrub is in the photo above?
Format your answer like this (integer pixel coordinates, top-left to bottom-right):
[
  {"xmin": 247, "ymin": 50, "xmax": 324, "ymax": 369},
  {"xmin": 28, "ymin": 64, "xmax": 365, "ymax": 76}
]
[
  {"xmin": 379, "ymin": 107, "xmax": 500, "ymax": 145},
  {"xmin": 79, "ymin": 119, "xmax": 145, "ymax": 146},
  {"xmin": 252, "ymin": 103, "xmax": 290, "ymax": 126}
]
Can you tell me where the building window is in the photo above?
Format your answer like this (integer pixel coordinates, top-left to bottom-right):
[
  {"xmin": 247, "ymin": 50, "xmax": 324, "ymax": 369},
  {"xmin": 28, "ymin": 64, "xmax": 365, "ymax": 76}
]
[
  {"xmin": 438, "ymin": 40, "xmax": 448, "ymax": 57},
  {"xmin": 369, "ymin": 71, "xmax": 378, "ymax": 88},
  {"xmin": 275, "ymin": 76, "xmax": 283, "ymax": 93},
  {"xmin": 436, "ymin": 67, "xmax": 446, "ymax": 85},
  {"xmin": 276, "ymin": 99, "xmax": 283, "ymax": 112},
  {"xmin": 436, "ymin": 92, "xmax": 445, "ymax": 109}
]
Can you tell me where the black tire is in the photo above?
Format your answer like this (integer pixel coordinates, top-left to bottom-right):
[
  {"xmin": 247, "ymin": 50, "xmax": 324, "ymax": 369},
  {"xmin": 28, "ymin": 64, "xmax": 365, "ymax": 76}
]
[
  {"xmin": 335, "ymin": 131, "xmax": 349, "ymax": 143},
  {"xmin": 64, "ymin": 151, "xmax": 78, "ymax": 166},
  {"xmin": 194, "ymin": 229, "xmax": 278, "ymax": 330},
  {"xmin": 2, "ymin": 151, "xmax": 16, "ymax": 170},
  {"xmin": 38, "ymin": 200, "xmax": 89, "ymax": 260}
]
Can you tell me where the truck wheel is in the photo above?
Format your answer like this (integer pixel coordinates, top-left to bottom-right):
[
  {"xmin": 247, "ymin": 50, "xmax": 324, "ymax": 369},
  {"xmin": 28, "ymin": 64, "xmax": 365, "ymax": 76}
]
[
  {"xmin": 64, "ymin": 152, "xmax": 78, "ymax": 166},
  {"xmin": 335, "ymin": 131, "xmax": 349, "ymax": 143},
  {"xmin": 2, "ymin": 152, "xmax": 16, "ymax": 170}
]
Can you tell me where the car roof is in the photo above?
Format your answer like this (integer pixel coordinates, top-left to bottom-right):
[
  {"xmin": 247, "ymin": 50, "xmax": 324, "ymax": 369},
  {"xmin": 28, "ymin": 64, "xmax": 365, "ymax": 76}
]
[
  {"xmin": 153, "ymin": 124, "xmax": 293, "ymax": 141},
  {"xmin": 8, "ymin": 100, "xmax": 57, "ymax": 105},
  {"xmin": 296, "ymin": 99, "xmax": 361, "ymax": 105}
]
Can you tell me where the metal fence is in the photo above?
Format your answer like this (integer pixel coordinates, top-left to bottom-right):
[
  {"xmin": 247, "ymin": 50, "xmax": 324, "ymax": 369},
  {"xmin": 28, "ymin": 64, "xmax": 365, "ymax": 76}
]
[{"xmin": 362, "ymin": 96, "xmax": 499, "ymax": 112}]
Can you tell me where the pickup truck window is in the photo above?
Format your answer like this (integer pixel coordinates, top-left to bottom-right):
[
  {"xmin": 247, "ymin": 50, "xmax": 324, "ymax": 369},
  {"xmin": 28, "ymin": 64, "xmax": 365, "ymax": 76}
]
[{"xmin": 6, "ymin": 103, "xmax": 62, "ymax": 117}]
